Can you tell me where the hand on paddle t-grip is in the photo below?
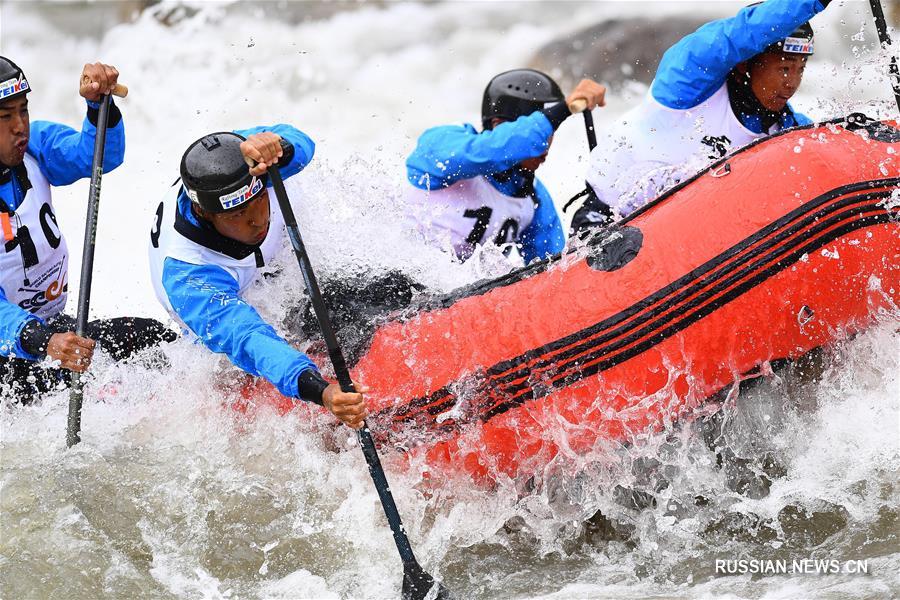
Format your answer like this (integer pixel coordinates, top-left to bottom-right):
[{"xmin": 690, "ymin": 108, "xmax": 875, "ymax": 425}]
[
  {"xmin": 322, "ymin": 382, "xmax": 368, "ymax": 429},
  {"xmin": 79, "ymin": 62, "xmax": 122, "ymax": 102},
  {"xmin": 47, "ymin": 332, "xmax": 95, "ymax": 373},
  {"xmin": 240, "ymin": 132, "xmax": 284, "ymax": 177},
  {"xmin": 567, "ymin": 78, "xmax": 607, "ymax": 113}
]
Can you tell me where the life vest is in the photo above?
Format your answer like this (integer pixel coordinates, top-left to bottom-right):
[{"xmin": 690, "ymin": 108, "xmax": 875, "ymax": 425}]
[
  {"xmin": 0, "ymin": 153, "xmax": 68, "ymax": 320},
  {"xmin": 405, "ymin": 175, "xmax": 535, "ymax": 259},
  {"xmin": 148, "ymin": 182, "xmax": 286, "ymax": 325},
  {"xmin": 587, "ymin": 83, "xmax": 774, "ymax": 216}
]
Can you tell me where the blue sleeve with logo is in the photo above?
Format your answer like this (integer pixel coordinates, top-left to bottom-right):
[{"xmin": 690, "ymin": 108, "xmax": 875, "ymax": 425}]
[
  {"xmin": 518, "ymin": 178, "xmax": 564, "ymax": 263},
  {"xmin": 233, "ymin": 124, "xmax": 315, "ymax": 180},
  {"xmin": 161, "ymin": 258, "xmax": 320, "ymax": 398},
  {"xmin": 652, "ymin": 0, "xmax": 827, "ymax": 110},
  {"xmin": 28, "ymin": 102, "xmax": 125, "ymax": 187},
  {"xmin": 0, "ymin": 287, "xmax": 42, "ymax": 360},
  {"xmin": 406, "ymin": 112, "xmax": 554, "ymax": 190}
]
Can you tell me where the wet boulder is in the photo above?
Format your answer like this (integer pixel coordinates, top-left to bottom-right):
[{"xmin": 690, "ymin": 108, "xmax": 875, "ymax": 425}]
[
  {"xmin": 778, "ymin": 501, "xmax": 849, "ymax": 548},
  {"xmin": 704, "ymin": 511, "xmax": 779, "ymax": 544}
]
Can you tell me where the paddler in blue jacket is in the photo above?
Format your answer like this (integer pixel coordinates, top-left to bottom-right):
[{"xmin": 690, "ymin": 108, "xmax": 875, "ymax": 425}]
[
  {"xmin": 572, "ymin": 0, "xmax": 832, "ymax": 233},
  {"xmin": 148, "ymin": 127, "xmax": 367, "ymax": 428},
  {"xmin": 406, "ymin": 69, "xmax": 606, "ymax": 263},
  {"xmin": 0, "ymin": 56, "xmax": 174, "ymax": 403}
]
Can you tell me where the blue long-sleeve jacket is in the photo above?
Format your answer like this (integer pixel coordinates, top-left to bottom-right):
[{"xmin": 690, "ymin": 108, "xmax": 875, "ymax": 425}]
[
  {"xmin": 406, "ymin": 111, "xmax": 565, "ymax": 263},
  {"xmin": 0, "ymin": 102, "xmax": 125, "ymax": 359},
  {"xmin": 652, "ymin": 0, "xmax": 826, "ymax": 131},
  {"xmin": 159, "ymin": 124, "xmax": 321, "ymax": 399}
]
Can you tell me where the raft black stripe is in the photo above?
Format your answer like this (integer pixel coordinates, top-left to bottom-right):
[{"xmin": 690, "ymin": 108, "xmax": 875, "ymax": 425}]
[
  {"xmin": 492, "ymin": 191, "xmax": 894, "ymax": 395},
  {"xmin": 480, "ymin": 208, "xmax": 895, "ymax": 421},
  {"xmin": 421, "ymin": 209, "xmax": 895, "ymax": 436},
  {"xmin": 391, "ymin": 181, "xmax": 897, "ymax": 421},
  {"xmin": 479, "ymin": 203, "xmax": 894, "ymax": 424},
  {"xmin": 495, "ymin": 200, "xmax": 891, "ymax": 398},
  {"xmin": 399, "ymin": 196, "xmax": 897, "ymax": 428},
  {"xmin": 487, "ymin": 181, "xmax": 898, "ymax": 383}
]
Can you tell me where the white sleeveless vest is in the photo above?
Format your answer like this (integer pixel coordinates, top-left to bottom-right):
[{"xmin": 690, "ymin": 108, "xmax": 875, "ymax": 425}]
[
  {"xmin": 148, "ymin": 183, "xmax": 286, "ymax": 322},
  {"xmin": 0, "ymin": 153, "xmax": 69, "ymax": 320},
  {"xmin": 406, "ymin": 176, "xmax": 535, "ymax": 259},
  {"xmin": 586, "ymin": 83, "xmax": 771, "ymax": 216}
]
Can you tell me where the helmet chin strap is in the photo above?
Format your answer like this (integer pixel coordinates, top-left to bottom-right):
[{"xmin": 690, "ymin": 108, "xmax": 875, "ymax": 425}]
[
  {"xmin": 491, "ymin": 165, "xmax": 536, "ymax": 200},
  {"xmin": 727, "ymin": 71, "xmax": 786, "ymax": 133}
]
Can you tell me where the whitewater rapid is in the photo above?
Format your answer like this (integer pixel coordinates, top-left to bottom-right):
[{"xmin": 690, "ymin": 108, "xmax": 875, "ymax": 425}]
[{"xmin": 1, "ymin": 1, "xmax": 898, "ymax": 598}]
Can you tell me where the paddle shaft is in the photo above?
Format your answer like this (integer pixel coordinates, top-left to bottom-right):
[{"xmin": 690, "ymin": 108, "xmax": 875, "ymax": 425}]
[
  {"xmin": 66, "ymin": 94, "xmax": 112, "ymax": 448},
  {"xmin": 559, "ymin": 101, "xmax": 598, "ymax": 213},
  {"xmin": 869, "ymin": 0, "xmax": 900, "ymax": 112},
  {"xmin": 267, "ymin": 164, "xmax": 420, "ymax": 567},
  {"xmin": 582, "ymin": 110, "xmax": 597, "ymax": 151},
  {"xmin": 568, "ymin": 98, "xmax": 598, "ymax": 151}
]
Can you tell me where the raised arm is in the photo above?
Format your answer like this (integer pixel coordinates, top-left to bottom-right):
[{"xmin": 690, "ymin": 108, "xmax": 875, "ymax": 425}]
[
  {"xmin": 406, "ymin": 111, "xmax": 557, "ymax": 190},
  {"xmin": 28, "ymin": 101, "xmax": 125, "ymax": 187},
  {"xmin": 652, "ymin": 0, "xmax": 829, "ymax": 109},
  {"xmin": 234, "ymin": 124, "xmax": 315, "ymax": 180}
]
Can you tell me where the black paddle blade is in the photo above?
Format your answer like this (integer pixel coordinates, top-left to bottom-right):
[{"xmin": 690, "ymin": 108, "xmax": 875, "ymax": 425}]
[{"xmin": 402, "ymin": 560, "xmax": 453, "ymax": 600}]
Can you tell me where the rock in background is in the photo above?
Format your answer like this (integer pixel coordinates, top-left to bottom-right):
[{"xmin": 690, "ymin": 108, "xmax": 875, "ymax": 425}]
[
  {"xmin": 529, "ymin": 2, "xmax": 900, "ymax": 92},
  {"xmin": 528, "ymin": 17, "xmax": 706, "ymax": 89}
]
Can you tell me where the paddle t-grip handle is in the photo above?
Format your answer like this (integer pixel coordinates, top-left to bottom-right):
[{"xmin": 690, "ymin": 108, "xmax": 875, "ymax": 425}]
[
  {"xmin": 242, "ymin": 137, "xmax": 295, "ymax": 168},
  {"xmin": 568, "ymin": 98, "xmax": 588, "ymax": 113}
]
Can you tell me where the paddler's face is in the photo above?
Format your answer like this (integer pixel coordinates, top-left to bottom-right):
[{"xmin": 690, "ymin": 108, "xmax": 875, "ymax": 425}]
[
  {"xmin": 207, "ymin": 190, "xmax": 271, "ymax": 245},
  {"xmin": 749, "ymin": 52, "xmax": 808, "ymax": 112},
  {"xmin": 0, "ymin": 96, "xmax": 30, "ymax": 166}
]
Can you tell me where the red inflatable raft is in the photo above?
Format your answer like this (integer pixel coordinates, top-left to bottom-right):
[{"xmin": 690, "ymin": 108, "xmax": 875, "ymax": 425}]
[{"xmin": 243, "ymin": 115, "xmax": 900, "ymax": 484}]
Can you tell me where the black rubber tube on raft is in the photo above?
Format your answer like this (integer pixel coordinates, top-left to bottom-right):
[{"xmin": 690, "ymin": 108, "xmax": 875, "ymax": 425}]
[
  {"xmin": 869, "ymin": 0, "xmax": 900, "ymax": 113},
  {"xmin": 265, "ymin": 151, "xmax": 453, "ymax": 600},
  {"xmin": 67, "ymin": 94, "xmax": 111, "ymax": 448}
]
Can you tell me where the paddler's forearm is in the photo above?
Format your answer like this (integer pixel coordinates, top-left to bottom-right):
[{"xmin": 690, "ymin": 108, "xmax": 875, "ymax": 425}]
[{"xmin": 161, "ymin": 257, "xmax": 327, "ymax": 402}]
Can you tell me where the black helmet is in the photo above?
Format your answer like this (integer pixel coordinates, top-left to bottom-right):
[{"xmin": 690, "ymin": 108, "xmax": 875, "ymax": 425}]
[
  {"xmin": 481, "ymin": 68, "xmax": 564, "ymax": 130},
  {"xmin": 180, "ymin": 132, "xmax": 266, "ymax": 213},
  {"xmin": 746, "ymin": 3, "xmax": 814, "ymax": 56},
  {"xmin": 772, "ymin": 22, "xmax": 814, "ymax": 56},
  {"xmin": 0, "ymin": 56, "xmax": 31, "ymax": 104}
]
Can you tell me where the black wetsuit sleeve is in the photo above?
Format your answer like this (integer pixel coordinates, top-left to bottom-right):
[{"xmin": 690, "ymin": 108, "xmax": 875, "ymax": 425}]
[
  {"xmin": 297, "ymin": 369, "xmax": 329, "ymax": 405},
  {"xmin": 86, "ymin": 99, "xmax": 123, "ymax": 128},
  {"xmin": 18, "ymin": 319, "xmax": 54, "ymax": 359},
  {"xmin": 540, "ymin": 101, "xmax": 572, "ymax": 131}
]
